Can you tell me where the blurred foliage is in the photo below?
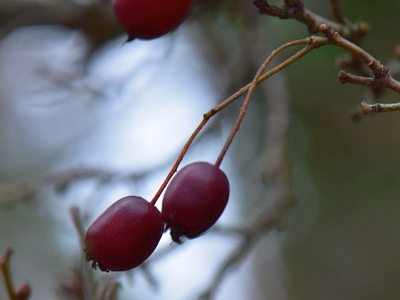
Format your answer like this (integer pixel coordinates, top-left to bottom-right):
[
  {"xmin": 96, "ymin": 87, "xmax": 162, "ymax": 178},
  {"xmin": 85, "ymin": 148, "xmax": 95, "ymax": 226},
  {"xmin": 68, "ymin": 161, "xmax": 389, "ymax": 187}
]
[{"xmin": 272, "ymin": 2, "xmax": 400, "ymax": 299}]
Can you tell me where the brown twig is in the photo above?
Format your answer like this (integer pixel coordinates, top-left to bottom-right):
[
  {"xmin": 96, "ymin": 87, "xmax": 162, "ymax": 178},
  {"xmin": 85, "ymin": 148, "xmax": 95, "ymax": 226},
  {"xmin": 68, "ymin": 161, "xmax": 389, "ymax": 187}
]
[
  {"xmin": 320, "ymin": 25, "xmax": 383, "ymax": 75},
  {"xmin": 338, "ymin": 70, "xmax": 400, "ymax": 93},
  {"xmin": 256, "ymin": 0, "xmax": 375, "ymax": 102},
  {"xmin": 317, "ymin": 24, "xmax": 400, "ymax": 96},
  {"xmin": 316, "ymin": 24, "xmax": 400, "ymax": 115},
  {"xmin": 360, "ymin": 101, "xmax": 400, "ymax": 114}
]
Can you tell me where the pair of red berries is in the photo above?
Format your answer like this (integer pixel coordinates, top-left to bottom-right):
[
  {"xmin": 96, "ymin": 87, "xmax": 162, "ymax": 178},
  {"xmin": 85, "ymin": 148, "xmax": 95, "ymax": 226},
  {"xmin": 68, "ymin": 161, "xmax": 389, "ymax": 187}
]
[
  {"xmin": 113, "ymin": 0, "xmax": 195, "ymax": 40},
  {"xmin": 84, "ymin": 162, "xmax": 230, "ymax": 272}
]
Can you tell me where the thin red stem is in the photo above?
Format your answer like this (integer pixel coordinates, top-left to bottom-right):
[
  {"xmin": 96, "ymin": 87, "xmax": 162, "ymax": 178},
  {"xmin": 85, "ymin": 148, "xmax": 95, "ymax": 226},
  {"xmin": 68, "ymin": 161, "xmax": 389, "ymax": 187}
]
[
  {"xmin": 150, "ymin": 37, "xmax": 323, "ymax": 205},
  {"xmin": 214, "ymin": 70, "xmax": 262, "ymax": 167},
  {"xmin": 215, "ymin": 39, "xmax": 319, "ymax": 167},
  {"xmin": 150, "ymin": 118, "xmax": 208, "ymax": 205}
]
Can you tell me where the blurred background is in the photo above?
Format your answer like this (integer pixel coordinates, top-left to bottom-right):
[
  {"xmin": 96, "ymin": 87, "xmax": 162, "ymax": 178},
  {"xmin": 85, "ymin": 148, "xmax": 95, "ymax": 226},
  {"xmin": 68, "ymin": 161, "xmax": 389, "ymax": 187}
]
[{"xmin": 1, "ymin": 0, "xmax": 400, "ymax": 299}]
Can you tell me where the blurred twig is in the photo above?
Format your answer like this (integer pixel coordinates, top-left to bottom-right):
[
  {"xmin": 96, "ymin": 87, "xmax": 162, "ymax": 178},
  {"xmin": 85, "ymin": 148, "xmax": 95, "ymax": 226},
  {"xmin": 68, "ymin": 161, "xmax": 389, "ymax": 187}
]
[
  {"xmin": 0, "ymin": 0, "xmax": 118, "ymax": 48},
  {"xmin": 329, "ymin": 0, "xmax": 350, "ymax": 25},
  {"xmin": 0, "ymin": 168, "xmax": 113, "ymax": 204},
  {"xmin": 0, "ymin": 247, "xmax": 16, "ymax": 300},
  {"xmin": 0, "ymin": 247, "xmax": 31, "ymax": 300},
  {"xmin": 62, "ymin": 207, "xmax": 120, "ymax": 300}
]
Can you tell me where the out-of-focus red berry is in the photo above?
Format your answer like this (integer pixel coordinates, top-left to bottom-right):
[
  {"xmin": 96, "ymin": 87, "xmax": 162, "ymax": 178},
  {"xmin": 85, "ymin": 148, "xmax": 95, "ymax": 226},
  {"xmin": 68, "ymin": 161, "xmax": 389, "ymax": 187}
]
[{"xmin": 112, "ymin": 0, "xmax": 195, "ymax": 40}]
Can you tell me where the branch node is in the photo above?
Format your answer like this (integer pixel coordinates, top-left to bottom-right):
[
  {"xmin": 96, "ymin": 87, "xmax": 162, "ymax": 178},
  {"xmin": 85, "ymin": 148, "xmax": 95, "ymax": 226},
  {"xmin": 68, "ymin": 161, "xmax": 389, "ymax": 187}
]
[{"xmin": 338, "ymin": 70, "xmax": 347, "ymax": 83}]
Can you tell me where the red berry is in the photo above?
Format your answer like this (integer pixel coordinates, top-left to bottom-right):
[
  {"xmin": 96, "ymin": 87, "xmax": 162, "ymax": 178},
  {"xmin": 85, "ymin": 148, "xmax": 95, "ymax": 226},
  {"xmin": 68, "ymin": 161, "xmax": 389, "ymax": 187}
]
[
  {"xmin": 84, "ymin": 196, "xmax": 164, "ymax": 272},
  {"xmin": 162, "ymin": 162, "xmax": 229, "ymax": 243},
  {"xmin": 112, "ymin": 0, "xmax": 195, "ymax": 40}
]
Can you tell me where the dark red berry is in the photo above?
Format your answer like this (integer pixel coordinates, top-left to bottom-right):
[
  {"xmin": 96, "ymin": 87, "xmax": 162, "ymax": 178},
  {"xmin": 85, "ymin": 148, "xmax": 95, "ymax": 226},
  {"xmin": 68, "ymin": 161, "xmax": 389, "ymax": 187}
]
[
  {"xmin": 84, "ymin": 196, "xmax": 164, "ymax": 272},
  {"xmin": 112, "ymin": 0, "xmax": 195, "ymax": 40},
  {"xmin": 162, "ymin": 162, "xmax": 229, "ymax": 243}
]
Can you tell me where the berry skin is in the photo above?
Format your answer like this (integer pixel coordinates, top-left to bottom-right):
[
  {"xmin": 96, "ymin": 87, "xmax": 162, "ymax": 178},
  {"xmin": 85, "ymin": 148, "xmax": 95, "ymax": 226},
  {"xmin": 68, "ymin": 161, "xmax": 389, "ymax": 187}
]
[
  {"xmin": 84, "ymin": 196, "xmax": 164, "ymax": 272},
  {"xmin": 162, "ymin": 162, "xmax": 229, "ymax": 243},
  {"xmin": 112, "ymin": 0, "xmax": 195, "ymax": 40}
]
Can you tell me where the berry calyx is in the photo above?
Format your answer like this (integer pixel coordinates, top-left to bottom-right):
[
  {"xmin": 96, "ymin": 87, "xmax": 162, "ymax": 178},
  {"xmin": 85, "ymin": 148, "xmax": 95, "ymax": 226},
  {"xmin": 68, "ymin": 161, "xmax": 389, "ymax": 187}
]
[
  {"xmin": 84, "ymin": 196, "xmax": 164, "ymax": 272},
  {"xmin": 112, "ymin": 0, "xmax": 195, "ymax": 40},
  {"xmin": 162, "ymin": 162, "xmax": 229, "ymax": 243}
]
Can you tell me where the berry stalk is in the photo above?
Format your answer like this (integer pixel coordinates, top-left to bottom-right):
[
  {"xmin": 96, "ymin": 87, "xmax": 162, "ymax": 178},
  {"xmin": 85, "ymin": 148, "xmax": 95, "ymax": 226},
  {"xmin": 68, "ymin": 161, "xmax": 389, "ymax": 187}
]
[
  {"xmin": 150, "ymin": 118, "xmax": 208, "ymax": 205},
  {"xmin": 215, "ymin": 39, "xmax": 319, "ymax": 167},
  {"xmin": 151, "ymin": 38, "xmax": 320, "ymax": 205}
]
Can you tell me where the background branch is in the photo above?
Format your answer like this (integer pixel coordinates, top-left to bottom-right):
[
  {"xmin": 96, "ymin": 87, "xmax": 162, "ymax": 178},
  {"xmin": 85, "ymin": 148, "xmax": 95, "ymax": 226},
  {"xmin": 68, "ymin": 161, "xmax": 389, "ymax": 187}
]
[
  {"xmin": 329, "ymin": 0, "xmax": 350, "ymax": 25},
  {"xmin": 0, "ymin": 0, "xmax": 118, "ymax": 51},
  {"xmin": 0, "ymin": 247, "xmax": 31, "ymax": 300}
]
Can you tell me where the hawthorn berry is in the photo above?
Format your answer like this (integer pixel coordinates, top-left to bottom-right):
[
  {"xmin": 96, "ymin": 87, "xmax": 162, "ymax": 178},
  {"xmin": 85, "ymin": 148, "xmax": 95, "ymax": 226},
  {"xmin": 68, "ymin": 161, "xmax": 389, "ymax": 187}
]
[
  {"xmin": 84, "ymin": 196, "xmax": 164, "ymax": 272},
  {"xmin": 162, "ymin": 161, "xmax": 229, "ymax": 243},
  {"xmin": 112, "ymin": 0, "xmax": 195, "ymax": 40}
]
